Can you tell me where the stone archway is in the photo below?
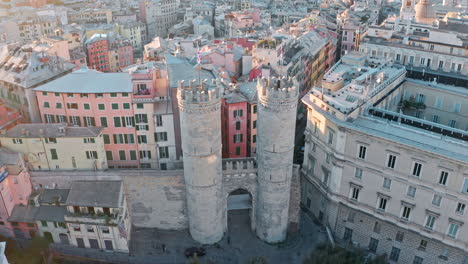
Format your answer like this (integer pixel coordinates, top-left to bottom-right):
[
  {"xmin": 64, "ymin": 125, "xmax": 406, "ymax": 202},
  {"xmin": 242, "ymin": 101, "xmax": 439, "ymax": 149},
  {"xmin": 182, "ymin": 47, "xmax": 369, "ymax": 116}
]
[{"xmin": 226, "ymin": 188, "xmax": 255, "ymax": 244}]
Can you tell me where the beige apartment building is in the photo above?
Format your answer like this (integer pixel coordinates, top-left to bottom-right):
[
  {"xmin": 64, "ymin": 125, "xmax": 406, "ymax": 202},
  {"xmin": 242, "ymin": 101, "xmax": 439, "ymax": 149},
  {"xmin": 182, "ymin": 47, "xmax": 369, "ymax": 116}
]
[
  {"xmin": 0, "ymin": 124, "xmax": 107, "ymax": 171},
  {"xmin": 301, "ymin": 52, "xmax": 468, "ymax": 264}
]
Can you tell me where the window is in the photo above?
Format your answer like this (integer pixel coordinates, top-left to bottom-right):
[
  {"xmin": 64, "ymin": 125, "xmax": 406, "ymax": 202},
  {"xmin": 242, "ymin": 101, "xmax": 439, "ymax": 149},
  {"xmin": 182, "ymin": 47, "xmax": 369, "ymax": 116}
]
[
  {"xmin": 378, "ymin": 197, "xmax": 388, "ymax": 211},
  {"xmin": 233, "ymin": 109, "xmax": 243, "ymax": 117},
  {"xmin": 253, "ymin": 135, "xmax": 256, "ymax": 143},
  {"xmin": 155, "ymin": 132, "xmax": 167, "ymax": 142},
  {"xmin": 84, "ymin": 103, "xmax": 90, "ymax": 110},
  {"xmin": 354, "ymin": 168, "xmax": 362, "ymax": 179},
  {"xmin": 448, "ymin": 223, "xmax": 459, "ymax": 238},
  {"xmin": 67, "ymin": 103, "xmax": 78, "ymax": 109},
  {"xmin": 106, "ymin": 151, "xmax": 113, "ymax": 161},
  {"xmin": 50, "ymin": 149, "xmax": 58, "ymax": 160},
  {"xmin": 327, "ymin": 130, "xmax": 334, "ymax": 145},
  {"xmin": 135, "ymin": 114, "xmax": 148, "ymax": 123},
  {"xmin": 434, "ymin": 98, "xmax": 443, "ymax": 109},
  {"xmin": 253, "ymin": 105, "xmax": 257, "ymax": 113},
  {"xmin": 83, "ymin": 138, "xmax": 95, "ymax": 144},
  {"xmin": 96, "ymin": 93, "xmax": 103, "ymax": 98},
  {"xmin": 84, "ymin": 116, "xmax": 95, "ymax": 127},
  {"xmin": 235, "ymin": 147, "xmax": 241, "ymax": 155},
  {"xmin": 119, "ymin": 150, "xmax": 126, "ymax": 160},
  {"xmin": 42, "ymin": 91, "xmax": 47, "ymax": 96},
  {"xmin": 111, "ymin": 103, "xmax": 119, "ymax": 110},
  {"xmin": 44, "ymin": 114, "xmax": 56, "ymax": 123},
  {"xmin": 438, "ymin": 171, "xmax": 448, "ymax": 185},
  {"xmin": 236, "ymin": 121, "xmax": 241, "ymax": 130},
  {"xmin": 425, "ymin": 214, "xmax": 436, "ymax": 230},
  {"xmin": 98, "ymin": 104, "xmax": 105, "ymax": 110},
  {"xmin": 12, "ymin": 138, "xmax": 22, "ymax": 144},
  {"xmin": 412, "ymin": 162, "xmax": 422, "ymax": 177},
  {"xmin": 86, "ymin": 151, "xmax": 98, "ymax": 159},
  {"xmin": 350, "ymin": 186, "xmax": 360, "ymax": 201},
  {"xmin": 137, "ymin": 135, "xmax": 147, "ymax": 144},
  {"xmin": 323, "ymin": 169, "xmax": 329, "ymax": 186},
  {"xmin": 407, "ymin": 186, "xmax": 416, "ymax": 198},
  {"xmin": 100, "ymin": 117, "xmax": 108, "ymax": 127},
  {"xmin": 395, "ymin": 231, "xmax": 404, "ymax": 242},
  {"xmin": 45, "ymin": 138, "xmax": 57, "ymax": 144},
  {"xmin": 356, "ymin": 145, "xmax": 367, "ymax": 159},
  {"xmin": 418, "ymin": 240, "xmax": 427, "ymax": 251},
  {"xmin": 110, "ymin": 93, "xmax": 117, "ymax": 97},
  {"xmin": 101, "ymin": 227, "xmax": 110, "ymax": 234},
  {"xmin": 343, "ymin": 227, "xmax": 353, "ymax": 241},
  {"xmin": 413, "ymin": 256, "xmax": 424, "ymax": 264},
  {"xmin": 448, "ymin": 120, "xmax": 457, "ymax": 128},
  {"xmin": 56, "ymin": 102, "xmax": 62, "ymax": 109},
  {"xmin": 114, "ymin": 117, "xmax": 121, "ymax": 127},
  {"xmin": 70, "ymin": 116, "xmax": 81, "ymax": 126},
  {"xmin": 401, "ymin": 206, "xmax": 411, "ymax": 220},
  {"xmin": 389, "ymin": 247, "xmax": 400, "ymax": 262},
  {"xmin": 455, "ymin": 202, "xmax": 465, "ymax": 215},
  {"xmin": 155, "ymin": 115, "xmax": 163, "ymax": 126},
  {"xmin": 368, "ymin": 238, "xmax": 378, "ymax": 253},
  {"xmin": 44, "ymin": 102, "xmax": 50, "ymax": 108},
  {"xmin": 80, "ymin": 94, "xmax": 88, "ymax": 98},
  {"xmin": 137, "ymin": 124, "xmax": 149, "ymax": 131},
  {"xmin": 387, "ymin": 154, "xmax": 396, "ymax": 168},
  {"xmin": 41, "ymin": 221, "xmax": 48, "ymax": 227},
  {"xmin": 432, "ymin": 194, "xmax": 442, "ymax": 207},
  {"xmin": 136, "ymin": 103, "xmax": 144, "ymax": 109},
  {"xmin": 347, "ymin": 211, "xmax": 355, "ymax": 222},
  {"xmin": 73, "ymin": 225, "xmax": 80, "ymax": 232},
  {"xmin": 159, "ymin": 147, "xmax": 169, "ymax": 159},
  {"xmin": 87, "ymin": 226, "xmax": 94, "ymax": 233},
  {"xmin": 253, "ymin": 120, "xmax": 256, "ymax": 129},
  {"xmin": 123, "ymin": 103, "xmax": 130, "ymax": 109},
  {"xmin": 67, "ymin": 93, "xmax": 73, "ymax": 97},
  {"xmin": 233, "ymin": 133, "xmax": 243, "ymax": 143},
  {"xmin": 461, "ymin": 178, "xmax": 468, "ymax": 194},
  {"xmin": 383, "ymin": 178, "xmax": 392, "ymax": 189}
]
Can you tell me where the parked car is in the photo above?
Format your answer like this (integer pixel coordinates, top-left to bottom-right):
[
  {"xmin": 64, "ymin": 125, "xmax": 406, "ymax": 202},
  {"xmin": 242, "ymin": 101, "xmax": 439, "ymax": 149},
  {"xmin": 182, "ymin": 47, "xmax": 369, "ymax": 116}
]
[{"xmin": 184, "ymin": 247, "xmax": 207, "ymax": 258}]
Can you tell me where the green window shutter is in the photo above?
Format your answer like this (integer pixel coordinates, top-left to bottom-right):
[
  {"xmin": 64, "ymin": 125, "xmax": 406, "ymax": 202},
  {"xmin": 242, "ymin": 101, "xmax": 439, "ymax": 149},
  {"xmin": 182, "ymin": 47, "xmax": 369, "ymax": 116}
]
[
  {"xmin": 123, "ymin": 103, "xmax": 130, "ymax": 109},
  {"xmin": 84, "ymin": 103, "xmax": 90, "ymax": 110},
  {"xmin": 86, "ymin": 151, "xmax": 90, "ymax": 159},
  {"xmin": 98, "ymin": 104, "xmax": 105, "ymax": 110},
  {"xmin": 106, "ymin": 151, "xmax": 113, "ymax": 161},
  {"xmin": 113, "ymin": 134, "xmax": 117, "ymax": 144},
  {"xmin": 111, "ymin": 103, "xmax": 119, "ymax": 110},
  {"xmin": 130, "ymin": 150, "xmax": 137, "ymax": 160},
  {"xmin": 113, "ymin": 117, "xmax": 121, "ymax": 127},
  {"xmin": 100, "ymin": 117, "xmax": 108, "ymax": 127},
  {"xmin": 50, "ymin": 149, "xmax": 58, "ymax": 160},
  {"xmin": 103, "ymin": 135, "xmax": 110, "ymax": 144},
  {"xmin": 129, "ymin": 134, "xmax": 135, "ymax": 144},
  {"xmin": 119, "ymin": 150, "xmax": 126, "ymax": 160}
]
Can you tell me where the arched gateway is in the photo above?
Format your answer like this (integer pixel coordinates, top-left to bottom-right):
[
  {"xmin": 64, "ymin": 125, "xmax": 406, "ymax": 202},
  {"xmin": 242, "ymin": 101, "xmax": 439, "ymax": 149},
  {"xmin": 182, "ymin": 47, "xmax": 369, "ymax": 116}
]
[{"xmin": 177, "ymin": 77, "xmax": 299, "ymax": 244}]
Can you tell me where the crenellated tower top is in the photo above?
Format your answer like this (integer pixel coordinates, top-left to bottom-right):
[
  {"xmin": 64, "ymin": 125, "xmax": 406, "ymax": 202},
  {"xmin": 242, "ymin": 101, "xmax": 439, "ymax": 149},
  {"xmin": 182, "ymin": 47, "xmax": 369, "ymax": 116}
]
[
  {"xmin": 177, "ymin": 79, "xmax": 222, "ymax": 113},
  {"xmin": 257, "ymin": 76, "xmax": 298, "ymax": 111}
]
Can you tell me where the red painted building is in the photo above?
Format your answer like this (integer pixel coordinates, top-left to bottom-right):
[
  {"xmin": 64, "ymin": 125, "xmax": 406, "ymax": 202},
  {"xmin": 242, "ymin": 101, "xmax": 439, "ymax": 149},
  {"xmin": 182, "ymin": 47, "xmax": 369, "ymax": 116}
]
[
  {"xmin": 222, "ymin": 82, "xmax": 257, "ymax": 158},
  {"xmin": 86, "ymin": 34, "xmax": 134, "ymax": 73},
  {"xmin": 86, "ymin": 35, "xmax": 110, "ymax": 72}
]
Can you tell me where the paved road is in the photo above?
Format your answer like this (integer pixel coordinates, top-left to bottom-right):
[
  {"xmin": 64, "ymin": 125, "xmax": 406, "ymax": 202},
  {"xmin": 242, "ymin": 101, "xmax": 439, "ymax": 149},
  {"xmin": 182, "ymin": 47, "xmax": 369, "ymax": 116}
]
[{"xmin": 53, "ymin": 211, "xmax": 326, "ymax": 264}]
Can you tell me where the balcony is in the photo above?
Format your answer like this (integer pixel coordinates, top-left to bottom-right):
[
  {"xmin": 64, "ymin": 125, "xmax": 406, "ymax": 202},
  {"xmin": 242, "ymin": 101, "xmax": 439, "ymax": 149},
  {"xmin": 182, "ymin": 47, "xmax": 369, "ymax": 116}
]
[{"xmin": 65, "ymin": 212, "xmax": 118, "ymax": 226}]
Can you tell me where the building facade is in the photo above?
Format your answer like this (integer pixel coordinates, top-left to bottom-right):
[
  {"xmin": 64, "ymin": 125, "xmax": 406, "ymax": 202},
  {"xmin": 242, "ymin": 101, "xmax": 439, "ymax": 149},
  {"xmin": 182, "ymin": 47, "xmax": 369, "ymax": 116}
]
[
  {"xmin": 301, "ymin": 53, "xmax": 468, "ymax": 263},
  {"xmin": 0, "ymin": 124, "xmax": 107, "ymax": 171}
]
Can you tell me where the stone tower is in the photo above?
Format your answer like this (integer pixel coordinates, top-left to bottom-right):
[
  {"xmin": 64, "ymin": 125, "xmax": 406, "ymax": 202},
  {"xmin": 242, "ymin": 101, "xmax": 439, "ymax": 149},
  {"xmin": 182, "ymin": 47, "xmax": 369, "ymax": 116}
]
[
  {"xmin": 255, "ymin": 77, "xmax": 298, "ymax": 243},
  {"xmin": 177, "ymin": 79, "xmax": 224, "ymax": 244}
]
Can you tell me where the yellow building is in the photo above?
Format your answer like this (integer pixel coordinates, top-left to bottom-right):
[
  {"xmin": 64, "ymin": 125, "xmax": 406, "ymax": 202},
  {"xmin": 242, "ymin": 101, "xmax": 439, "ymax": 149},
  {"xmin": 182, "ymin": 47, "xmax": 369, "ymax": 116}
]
[{"xmin": 0, "ymin": 124, "xmax": 107, "ymax": 171}]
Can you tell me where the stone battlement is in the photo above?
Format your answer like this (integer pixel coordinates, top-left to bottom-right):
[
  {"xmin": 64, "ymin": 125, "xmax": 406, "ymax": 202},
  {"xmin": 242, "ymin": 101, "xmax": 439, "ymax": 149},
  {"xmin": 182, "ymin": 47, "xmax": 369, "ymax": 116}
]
[
  {"xmin": 257, "ymin": 76, "xmax": 298, "ymax": 101},
  {"xmin": 222, "ymin": 158, "xmax": 257, "ymax": 172},
  {"xmin": 177, "ymin": 79, "xmax": 221, "ymax": 104}
]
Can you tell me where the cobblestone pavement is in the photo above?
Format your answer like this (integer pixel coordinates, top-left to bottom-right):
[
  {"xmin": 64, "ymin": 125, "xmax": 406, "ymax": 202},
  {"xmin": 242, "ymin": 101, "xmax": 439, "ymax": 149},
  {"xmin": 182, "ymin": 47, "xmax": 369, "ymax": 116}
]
[{"xmin": 53, "ymin": 210, "xmax": 326, "ymax": 264}]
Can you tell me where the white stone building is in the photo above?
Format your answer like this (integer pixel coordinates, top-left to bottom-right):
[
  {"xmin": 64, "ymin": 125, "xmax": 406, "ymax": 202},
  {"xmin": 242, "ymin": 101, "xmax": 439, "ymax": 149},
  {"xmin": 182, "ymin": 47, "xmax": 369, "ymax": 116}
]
[
  {"xmin": 301, "ymin": 52, "xmax": 468, "ymax": 263},
  {"xmin": 0, "ymin": 124, "xmax": 108, "ymax": 171},
  {"xmin": 64, "ymin": 181, "xmax": 131, "ymax": 252}
]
